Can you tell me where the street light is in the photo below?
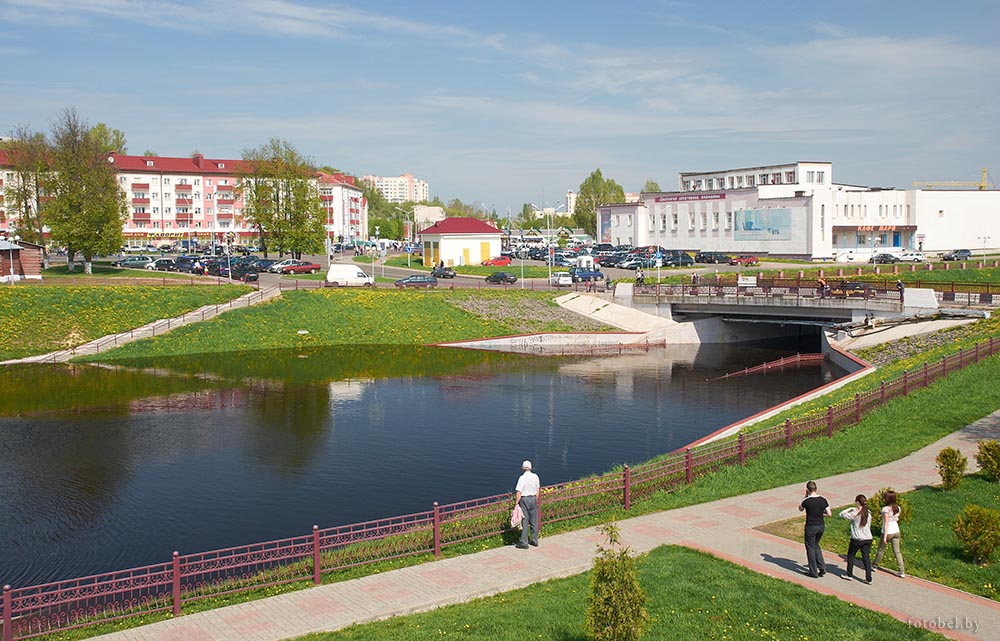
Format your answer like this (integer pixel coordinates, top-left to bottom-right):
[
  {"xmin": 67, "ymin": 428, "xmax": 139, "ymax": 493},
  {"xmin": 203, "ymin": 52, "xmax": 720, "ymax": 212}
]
[
  {"xmin": 531, "ymin": 201, "xmax": 565, "ymax": 284},
  {"xmin": 395, "ymin": 206, "xmax": 415, "ymax": 267},
  {"xmin": 978, "ymin": 235, "xmax": 991, "ymax": 263}
]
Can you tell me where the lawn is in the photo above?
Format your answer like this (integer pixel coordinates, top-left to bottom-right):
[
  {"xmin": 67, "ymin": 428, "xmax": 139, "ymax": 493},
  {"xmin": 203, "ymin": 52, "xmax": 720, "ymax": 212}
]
[
  {"xmin": 299, "ymin": 545, "xmax": 944, "ymax": 641},
  {"xmin": 0, "ymin": 284, "xmax": 250, "ymax": 360},
  {"xmin": 42, "ymin": 263, "xmax": 195, "ymax": 279},
  {"xmin": 755, "ymin": 474, "xmax": 1000, "ymax": 601}
]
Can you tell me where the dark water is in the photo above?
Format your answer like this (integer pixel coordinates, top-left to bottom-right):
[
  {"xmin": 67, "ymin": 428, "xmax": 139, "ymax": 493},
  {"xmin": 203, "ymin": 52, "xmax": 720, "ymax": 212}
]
[{"xmin": 0, "ymin": 343, "xmax": 844, "ymax": 587}]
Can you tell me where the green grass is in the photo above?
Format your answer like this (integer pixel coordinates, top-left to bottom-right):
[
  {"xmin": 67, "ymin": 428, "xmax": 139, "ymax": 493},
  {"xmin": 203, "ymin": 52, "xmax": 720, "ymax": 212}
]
[
  {"xmin": 0, "ymin": 285, "xmax": 250, "ymax": 360},
  {"xmin": 298, "ymin": 546, "xmax": 943, "ymax": 641},
  {"xmin": 756, "ymin": 474, "xmax": 1000, "ymax": 601},
  {"xmin": 42, "ymin": 263, "xmax": 195, "ymax": 279}
]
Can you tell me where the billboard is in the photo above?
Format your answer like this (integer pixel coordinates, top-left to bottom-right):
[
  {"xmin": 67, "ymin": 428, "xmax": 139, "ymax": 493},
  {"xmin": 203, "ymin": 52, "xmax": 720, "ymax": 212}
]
[
  {"xmin": 734, "ymin": 208, "xmax": 792, "ymax": 241},
  {"xmin": 599, "ymin": 210, "xmax": 612, "ymax": 243}
]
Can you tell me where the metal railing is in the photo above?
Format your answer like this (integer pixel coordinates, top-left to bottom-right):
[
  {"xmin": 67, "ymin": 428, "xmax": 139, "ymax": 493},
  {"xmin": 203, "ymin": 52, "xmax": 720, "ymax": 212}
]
[
  {"xmin": 3, "ymin": 336, "xmax": 997, "ymax": 640},
  {"xmin": 708, "ymin": 353, "xmax": 827, "ymax": 381}
]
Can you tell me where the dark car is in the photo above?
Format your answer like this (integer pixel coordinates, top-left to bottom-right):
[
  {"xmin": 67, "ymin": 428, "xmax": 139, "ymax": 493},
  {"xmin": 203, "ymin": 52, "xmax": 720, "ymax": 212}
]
[
  {"xmin": 249, "ymin": 258, "xmax": 277, "ymax": 272},
  {"xmin": 173, "ymin": 255, "xmax": 201, "ymax": 273},
  {"xmin": 394, "ymin": 275, "xmax": 438, "ymax": 289},
  {"xmin": 485, "ymin": 271, "xmax": 518, "ymax": 285},
  {"xmin": 694, "ymin": 251, "xmax": 731, "ymax": 264},
  {"xmin": 662, "ymin": 253, "xmax": 694, "ymax": 267},
  {"xmin": 941, "ymin": 249, "xmax": 972, "ymax": 261},
  {"xmin": 431, "ymin": 266, "xmax": 456, "ymax": 278},
  {"xmin": 145, "ymin": 258, "xmax": 178, "ymax": 272},
  {"xmin": 569, "ymin": 267, "xmax": 605, "ymax": 282},
  {"xmin": 828, "ymin": 281, "xmax": 872, "ymax": 298},
  {"xmin": 870, "ymin": 253, "xmax": 900, "ymax": 264},
  {"xmin": 111, "ymin": 255, "xmax": 153, "ymax": 268}
]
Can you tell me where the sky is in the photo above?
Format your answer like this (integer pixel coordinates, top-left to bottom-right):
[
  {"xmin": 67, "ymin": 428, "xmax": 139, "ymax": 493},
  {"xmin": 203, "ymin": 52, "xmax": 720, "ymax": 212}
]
[{"xmin": 2, "ymin": 0, "xmax": 998, "ymax": 216}]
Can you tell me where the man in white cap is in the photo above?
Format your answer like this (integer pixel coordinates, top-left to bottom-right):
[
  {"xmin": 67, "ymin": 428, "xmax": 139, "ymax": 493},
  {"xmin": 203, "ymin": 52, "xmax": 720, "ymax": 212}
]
[{"xmin": 514, "ymin": 460, "xmax": 540, "ymax": 549}]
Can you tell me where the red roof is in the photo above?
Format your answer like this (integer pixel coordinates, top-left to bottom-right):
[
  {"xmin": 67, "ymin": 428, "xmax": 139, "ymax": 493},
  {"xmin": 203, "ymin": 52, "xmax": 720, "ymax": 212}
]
[
  {"xmin": 107, "ymin": 152, "xmax": 249, "ymax": 175},
  {"xmin": 315, "ymin": 171, "xmax": 361, "ymax": 189},
  {"xmin": 419, "ymin": 217, "xmax": 501, "ymax": 235}
]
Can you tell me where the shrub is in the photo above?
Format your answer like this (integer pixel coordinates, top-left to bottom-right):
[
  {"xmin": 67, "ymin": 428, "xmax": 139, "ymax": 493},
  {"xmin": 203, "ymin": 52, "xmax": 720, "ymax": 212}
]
[
  {"xmin": 867, "ymin": 487, "xmax": 911, "ymax": 531},
  {"xmin": 936, "ymin": 447, "xmax": 968, "ymax": 490},
  {"xmin": 976, "ymin": 439, "xmax": 1000, "ymax": 482},
  {"xmin": 952, "ymin": 504, "xmax": 1000, "ymax": 565},
  {"xmin": 585, "ymin": 522, "xmax": 648, "ymax": 641}
]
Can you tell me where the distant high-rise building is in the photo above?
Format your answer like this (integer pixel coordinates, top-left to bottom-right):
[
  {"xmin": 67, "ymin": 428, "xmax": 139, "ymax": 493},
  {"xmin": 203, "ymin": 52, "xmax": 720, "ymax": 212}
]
[
  {"xmin": 362, "ymin": 173, "xmax": 429, "ymax": 203},
  {"xmin": 566, "ymin": 190, "xmax": 577, "ymax": 216}
]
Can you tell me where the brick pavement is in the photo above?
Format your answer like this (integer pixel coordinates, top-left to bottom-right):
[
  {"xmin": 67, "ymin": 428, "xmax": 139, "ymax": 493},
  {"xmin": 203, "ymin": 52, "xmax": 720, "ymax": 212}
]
[{"xmin": 88, "ymin": 412, "xmax": 1000, "ymax": 641}]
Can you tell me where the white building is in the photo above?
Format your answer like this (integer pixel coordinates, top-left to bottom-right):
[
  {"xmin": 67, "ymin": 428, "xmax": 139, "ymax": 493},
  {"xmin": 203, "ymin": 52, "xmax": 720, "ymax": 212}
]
[
  {"xmin": 417, "ymin": 217, "xmax": 502, "ymax": 267},
  {"xmin": 597, "ymin": 161, "xmax": 1000, "ymax": 260},
  {"xmin": 362, "ymin": 173, "xmax": 429, "ymax": 203}
]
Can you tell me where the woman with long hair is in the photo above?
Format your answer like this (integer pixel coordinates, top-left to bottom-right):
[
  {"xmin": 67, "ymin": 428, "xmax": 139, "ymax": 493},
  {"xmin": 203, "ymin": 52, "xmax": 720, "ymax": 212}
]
[
  {"xmin": 839, "ymin": 494, "xmax": 874, "ymax": 583},
  {"xmin": 874, "ymin": 490, "xmax": 905, "ymax": 578}
]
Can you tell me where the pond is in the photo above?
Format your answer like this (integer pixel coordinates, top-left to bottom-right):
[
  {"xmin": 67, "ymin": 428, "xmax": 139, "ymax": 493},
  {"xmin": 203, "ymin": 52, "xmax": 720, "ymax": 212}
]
[{"xmin": 0, "ymin": 341, "xmax": 845, "ymax": 587}]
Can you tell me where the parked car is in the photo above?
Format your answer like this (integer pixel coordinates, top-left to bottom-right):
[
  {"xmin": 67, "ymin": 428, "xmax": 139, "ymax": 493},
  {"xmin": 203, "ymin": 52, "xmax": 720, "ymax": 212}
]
[
  {"xmin": 431, "ymin": 266, "xmax": 456, "ymax": 278},
  {"xmin": 173, "ymin": 255, "xmax": 201, "ymax": 273},
  {"xmin": 941, "ymin": 249, "xmax": 972, "ymax": 261},
  {"xmin": 485, "ymin": 271, "xmax": 518, "ymax": 285},
  {"xmin": 111, "ymin": 255, "xmax": 153, "ymax": 268},
  {"xmin": 550, "ymin": 271, "xmax": 572, "ymax": 287},
  {"xmin": 268, "ymin": 258, "xmax": 299, "ymax": 273},
  {"xmin": 249, "ymin": 258, "xmax": 277, "ymax": 272},
  {"xmin": 482, "ymin": 256, "xmax": 512, "ymax": 267},
  {"xmin": 121, "ymin": 245, "xmax": 147, "ymax": 253},
  {"xmin": 694, "ymin": 251, "xmax": 731, "ymax": 264},
  {"xmin": 395, "ymin": 275, "xmax": 438, "ymax": 289},
  {"xmin": 870, "ymin": 253, "xmax": 900, "ymax": 264},
  {"xmin": 662, "ymin": 253, "xmax": 694, "ymax": 267},
  {"xmin": 898, "ymin": 250, "xmax": 926, "ymax": 262},
  {"xmin": 280, "ymin": 260, "xmax": 322, "ymax": 274},
  {"xmin": 146, "ymin": 258, "xmax": 178, "ymax": 272},
  {"xmin": 569, "ymin": 267, "xmax": 605, "ymax": 282},
  {"xmin": 729, "ymin": 254, "xmax": 760, "ymax": 266},
  {"xmin": 828, "ymin": 280, "xmax": 872, "ymax": 298},
  {"xmin": 221, "ymin": 264, "xmax": 259, "ymax": 282},
  {"xmin": 325, "ymin": 264, "xmax": 375, "ymax": 287}
]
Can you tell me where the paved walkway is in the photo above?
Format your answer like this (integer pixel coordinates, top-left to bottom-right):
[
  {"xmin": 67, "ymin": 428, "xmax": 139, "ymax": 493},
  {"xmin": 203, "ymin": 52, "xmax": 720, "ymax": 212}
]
[{"xmin": 88, "ymin": 412, "xmax": 1000, "ymax": 641}]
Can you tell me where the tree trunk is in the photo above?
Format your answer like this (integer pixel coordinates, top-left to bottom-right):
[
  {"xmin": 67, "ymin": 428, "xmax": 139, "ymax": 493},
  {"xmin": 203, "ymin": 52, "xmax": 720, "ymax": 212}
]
[{"xmin": 84, "ymin": 260, "xmax": 93, "ymax": 275}]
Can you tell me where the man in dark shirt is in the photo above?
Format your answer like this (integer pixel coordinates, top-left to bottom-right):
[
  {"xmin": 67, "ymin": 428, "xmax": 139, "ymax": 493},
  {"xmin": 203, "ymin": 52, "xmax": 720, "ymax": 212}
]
[{"xmin": 798, "ymin": 480, "xmax": 832, "ymax": 577}]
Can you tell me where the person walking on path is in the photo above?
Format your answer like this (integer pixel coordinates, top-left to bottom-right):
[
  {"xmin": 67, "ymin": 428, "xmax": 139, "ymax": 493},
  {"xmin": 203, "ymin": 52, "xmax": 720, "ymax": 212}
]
[
  {"xmin": 636, "ymin": 267, "xmax": 645, "ymax": 287},
  {"xmin": 514, "ymin": 460, "xmax": 540, "ymax": 549},
  {"xmin": 798, "ymin": 480, "xmax": 831, "ymax": 577},
  {"xmin": 874, "ymin": 490, "xmax": 906, "ymax": 577},
  {"xmin": 839, "ymin": 494, "xmax": 874, "ymax": 584}
]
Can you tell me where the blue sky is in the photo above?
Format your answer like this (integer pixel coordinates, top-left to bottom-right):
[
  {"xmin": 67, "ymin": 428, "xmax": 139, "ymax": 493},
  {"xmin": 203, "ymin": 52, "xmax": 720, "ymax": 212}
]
[{"xmin": 2, "ymin": 0, "xmax": 998, "ymax": 215}]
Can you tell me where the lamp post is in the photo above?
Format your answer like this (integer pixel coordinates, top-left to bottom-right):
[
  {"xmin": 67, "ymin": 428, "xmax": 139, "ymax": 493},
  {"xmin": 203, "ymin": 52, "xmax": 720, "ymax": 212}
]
[
  {"xmin": 978, "ymin": 235, "xmax": 991, "ymax": 263},
  {"xmin": 395, "ymin": 206, "xmax": 415, "ymax": 267},
  {"xmin": 531, "ymin": 201, "xmax": 564, "ymax": 285}
]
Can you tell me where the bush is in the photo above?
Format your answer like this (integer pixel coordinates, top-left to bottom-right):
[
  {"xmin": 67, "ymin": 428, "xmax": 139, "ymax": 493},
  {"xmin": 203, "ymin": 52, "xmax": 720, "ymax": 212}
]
[
  {"xmin": 936, "ymin": 447, "xmax": 968, "ymax": 490},
  {"xmin": 585, "ymin": 522, "xmax": 649, "ymax": 641},
  {"xmin": 976, "ymin": 439, "xmax": 1000, "ymax": 482},
  {"xmin": 952, "ymin": 504, "xmax": 1000, "ymax": 565},
  {"xmin": 867, "ymin": 487, "xmax": 911, "ymax": 531}
]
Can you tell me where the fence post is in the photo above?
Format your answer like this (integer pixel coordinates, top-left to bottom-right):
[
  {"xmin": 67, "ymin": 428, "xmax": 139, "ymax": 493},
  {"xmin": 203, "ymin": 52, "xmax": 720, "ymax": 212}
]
[
  {"xmin": 942, "ymin": 354, "xmax": 948, "ymax": 377},
  {"xmin": 958, "ymin": 347, "xmax": 963, "ymax": 368},
  {"xmin": 685, "ymin": 449, "xmax": 693, "ymax": 484},
  {"xmin": 880, "ymin": 380, "xmax": 886, "ymax": 404},
  {"xmin": 432, "ymin": 502, "xmax": 441, "ymax": 557},
  {"xmin": 738, "ymin": 433, "xmax": 745, "ymax": 466},
  {"xmin": 785, "ymin": 419, "xmax": 792, "ymax": 449},
  {"xmin": 903, "ymin": 371, "xmax": 909, "ymax": 396},
  {"xmin": 172, "ymin": 551, "xmax": 181, "ymax": 616},
  {"xmin": 826, "ymin": 406, "xmax": 834, "ymax": 437},
  {"xmin": 312, "ymin": 525, "xmax": 321, "ymax": 585},
  {"xmin": 854, "ymin": 393, "xmax": 861, "ymax": 424},
  {"xmin": 975, "ymin": 341, "xmax": 980, "ymax": 362},
  {"xmin": 923, "ymin": 362, "xmax": 929, "ymax": 388},
  {"xmin": 623, "ymin": 465, "xmax": 631, "ymax": 510},
  {"xmin": 3, "ymin": 584, "xmax": 11, "ymax": 641}
]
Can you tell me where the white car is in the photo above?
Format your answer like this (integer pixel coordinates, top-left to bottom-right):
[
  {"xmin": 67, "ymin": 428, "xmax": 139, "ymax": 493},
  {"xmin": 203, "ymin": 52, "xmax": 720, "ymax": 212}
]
[
  {"xmin": 550, "ymin": 271, "xmax": 572, "ymax": 287},
  {"xmin": 268, "ymin": 259, "xmax": 298, "ymax": 273},
  {"xmin": 898, "ymin": 250, "xmax": 926, "ymax": 262}
]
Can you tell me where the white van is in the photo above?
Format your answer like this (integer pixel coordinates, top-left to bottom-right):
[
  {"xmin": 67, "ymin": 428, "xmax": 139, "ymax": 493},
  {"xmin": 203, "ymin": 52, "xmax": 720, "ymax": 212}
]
[{"xmin": 325, "ymin": 264, "xmax": 375, "ymax": 287}]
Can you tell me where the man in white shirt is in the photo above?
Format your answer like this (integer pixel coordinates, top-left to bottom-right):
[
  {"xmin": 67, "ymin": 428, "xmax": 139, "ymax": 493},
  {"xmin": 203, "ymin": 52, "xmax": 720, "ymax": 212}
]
[{"xmin": 514, "ymin": 460, "xmax": 540, "ymax": 549}]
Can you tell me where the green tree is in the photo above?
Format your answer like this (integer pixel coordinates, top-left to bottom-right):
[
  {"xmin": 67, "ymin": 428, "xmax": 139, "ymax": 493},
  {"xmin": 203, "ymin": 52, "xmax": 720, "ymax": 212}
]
[
  {"xmin": 238, "ymin": 138, "xmax": 325, "ymax": 258},
  {"xmin": 642, "ymin": 179, "xmax": 661, "ymax": 193},
  {"xmin": 89, "ymin": 122, "xmax": 128, "ymax": 154},
  {"xmin": 585, "ymin": 522, "xmax": 648, "ymax": 641},
  {"xmin": 46, "ymin": 108, "xmax": 129, "ymax": 273},
  {"xmin": 575, "ymin": 169, "xmax": 625, "ymax": 236},
  {"xmin": 4, "ymin": 124, "xmax": 53, "ymax": 260},
  {"xmin": 512, "ymin": 203, "xmax": 537, "ymax": 230},
  {"xmin": 142, "ymin": 150, "xmax": 158, "ymax": 156}
]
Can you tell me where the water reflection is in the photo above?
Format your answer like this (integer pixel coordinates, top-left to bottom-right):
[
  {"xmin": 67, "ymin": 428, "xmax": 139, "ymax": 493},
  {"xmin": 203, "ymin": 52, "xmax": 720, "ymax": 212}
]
[{"xmin": 0, "ymin": 343, "xmax": 843, "ymax": 586}]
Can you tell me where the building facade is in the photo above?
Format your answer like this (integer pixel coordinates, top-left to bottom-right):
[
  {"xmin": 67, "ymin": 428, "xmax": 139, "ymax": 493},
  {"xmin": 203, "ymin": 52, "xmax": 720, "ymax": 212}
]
[
  {"xmin": 362, "ymin": 173, "xmax": 429, "ymax": 203},
  {"xmin": 417, "ymin": 217, "xmax": 502, "ymax": 267},
  {"xmin": 598, "ymin": 161, "xmax": 999, "ymax": 260},
  {"xmin": 0, "ymin": 151, "xmax": 368, "ymax": 248}
]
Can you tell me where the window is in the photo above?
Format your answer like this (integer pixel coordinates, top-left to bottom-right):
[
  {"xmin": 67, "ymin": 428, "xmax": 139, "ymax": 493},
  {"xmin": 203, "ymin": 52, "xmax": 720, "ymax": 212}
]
[
  {"xmin": 164, "ymin": 178, "xmax": 170, "ymax": 184},
  {"xmin": 816, "ymin": 171, "xmax": 825, "ymax": 184},
  {"xmin": 682, "ymin": 181, "xmax": 690, "ymax": 191},
  {"xmin": 194, "ymin": 179, "xmax": 200, "ymax": 186},
  {"xmin": 806, "ymin": 171, "xmax": 815, "ymax": 183},
  {"xmin": 205, "ymin": 178, "xmax": 212, "ymax": 186},
  {"xmin": 672, "ymin": 213, "xmax": 679, "ymax": 229},
  {"xmin": 164, "ymin": 193, "xmax": 171, "ymax": 199},
  {"xmin": 701, "ymin": 212, "xmax": 707, "ymax": 230},
  {"xmin": 726, "ymin": 212, "xmax": 733, "ymax": 230},
  {"xmin": 649, "ymin": 214, "xmax": 655, "ymax": 228},
  {"xmin": 152, "ymin": 207, "xmax": 158, "ymax": 214},
  {"xmin": 179, "ymin": 178, "xmax": 187, "ymax": 185},
  {"xmin": 165, "ymin": 207, "xmax": 171, "ymax": 214},
  {"xmin": 713, "ymin": 212, "xmax": 720, "ymax": 230},
  {"xmin": 194, "ymin": 192, "xmax": 200, "ymax": 199},
  {"xmin": 221, "ymin": 179, "xmax": 229, "ymax": 186},
  {"xmin": 759, "ymin": 174, "xmax": 768, "ymax": 185},
  {"xmin": 219, "ymin": 163, "xmax": 225, "ymax": 169},
  {"xmin": 820, "ymin": 205, "xmax": 825, "ymax": 241},
  {"xmin": 688, "ymin": 212, "xmax": 696, "ymax": 230},
  {"xmin": 206, "ymin": 193, "xmax": 212, "ymax": 201},
  {"xmin": 195, "ymin": 207, "xmax": 201, "ymax": 214},
  {"xmin": 746, "ymin": 175, "xmax": 754, "ymax": 187},
  {"xmin": 786, "ymin": 171, "xmax": 796, "ymax": 183},
  {"xmin": 119, "ymin": 177, "xmax": 126, "ymax": 184},
  {"xmin": 146, "ymin": 160, "xmax": 154, "ymax": 167}
]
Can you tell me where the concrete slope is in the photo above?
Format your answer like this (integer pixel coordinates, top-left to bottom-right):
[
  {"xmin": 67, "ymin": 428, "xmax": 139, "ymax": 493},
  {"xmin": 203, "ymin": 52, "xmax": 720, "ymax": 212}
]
[{"xmin": 555, "ymin": 291, "xmax": 676, "ymax": 332}]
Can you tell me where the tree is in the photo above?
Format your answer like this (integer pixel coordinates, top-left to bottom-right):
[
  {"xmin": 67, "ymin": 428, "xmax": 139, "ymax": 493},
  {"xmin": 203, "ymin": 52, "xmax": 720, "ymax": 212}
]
[
  {"xmin": 238, "ymin": 138, "xmax": 325, "ymax": 259},
  {"xmin": 46, "ymin": 108, "xmax": 128, "ymax": 273},
  {"xmin": 4, "ymin": 125, "xmax": 53, "ymax": 261},
  {"xmin": 513, "ymin": 203, "xmax": 537, "ymax": 230},
  {"xmin": 585, "ymin": 522, "xmax": 648, "ymax": 641},
  {"xmin": 143, "ymin": 150, "xmax": 158, "ymax": 156},
  {"xmin": 575, "ymin": 169, "xmax": 625, "ymax": 235},
  {"xmin": 89, "ymin": 122, "xmax": 128, "ymax": 154},
  {"xmin": 642, "ymin": 179, "xmax": 661, "ymax": 193}
]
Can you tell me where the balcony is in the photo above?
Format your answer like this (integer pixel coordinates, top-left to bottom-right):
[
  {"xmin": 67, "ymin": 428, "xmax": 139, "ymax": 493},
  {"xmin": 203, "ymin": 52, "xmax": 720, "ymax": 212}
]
[
  {"xmin": 175, "ymin": 212, "xmax": 193, "ymax": 221},
  {"xmin": 131, "ymin": 183, "xmax": 149, "ymax": 191},
  {"xmin": 217, "ymin": 198, "xmax": 235, "ymax": 205},
  {"xmin": 175, "ymin": 184, "xmax": 192, "ymax": 191},
  {"xmin": 216, "ymin": 212, "xmax": 233, "ymax": 220},
  {"xmin": 132, "ymin": 212, "xmax": 151, "ymax": 221},
  {"xmin": 320, "ymin": 195, "xmax": 335, "ymax": 202},
  {"xmin": 132, "ymin": 198, "xmax": 150, "ymax": 205},
  {"xmin": 176, "ymin": 198, "xmax": 193, "ymax": 206}
]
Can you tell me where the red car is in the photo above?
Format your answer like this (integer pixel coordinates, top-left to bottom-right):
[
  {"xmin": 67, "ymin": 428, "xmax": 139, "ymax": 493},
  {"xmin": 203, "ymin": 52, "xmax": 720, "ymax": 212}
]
[
  {"xmin": 280, "ymin": 260, "xmax": 322, "ymax": 274},
  {"xmin": 482, "ymin": 256, "xmax": 512, "ymax": 266},
  {"xmin": 729, "ymin": 255, "xmax": 760, "ymax": 267}
]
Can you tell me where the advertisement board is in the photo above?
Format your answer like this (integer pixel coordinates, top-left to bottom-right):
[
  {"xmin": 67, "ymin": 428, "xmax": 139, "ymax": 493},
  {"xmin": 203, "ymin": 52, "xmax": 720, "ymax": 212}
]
[{"xmin": 734, "ymin": 208, "xmax": 792, "ymax": 241}]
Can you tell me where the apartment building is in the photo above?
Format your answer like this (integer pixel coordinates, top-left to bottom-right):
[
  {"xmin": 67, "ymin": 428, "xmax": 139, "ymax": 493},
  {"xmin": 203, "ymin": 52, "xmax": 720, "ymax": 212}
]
[{"xmin": 362, "ymin": 173, "xmax": 429, "ymax": 203}]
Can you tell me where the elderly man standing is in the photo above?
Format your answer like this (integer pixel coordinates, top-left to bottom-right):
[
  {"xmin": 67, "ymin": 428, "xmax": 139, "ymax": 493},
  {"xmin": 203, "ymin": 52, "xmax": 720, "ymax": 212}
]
[{"xmin": 514, "ymin": 460, "xmax": 540, "ymax": 549}]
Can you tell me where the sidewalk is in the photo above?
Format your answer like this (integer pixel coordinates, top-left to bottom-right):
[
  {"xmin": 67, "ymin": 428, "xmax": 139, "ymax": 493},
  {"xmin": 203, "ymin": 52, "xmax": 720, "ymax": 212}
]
[{"xmin": 91, "ymin": 412, "xmax": 1000, "ymax": 641}]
